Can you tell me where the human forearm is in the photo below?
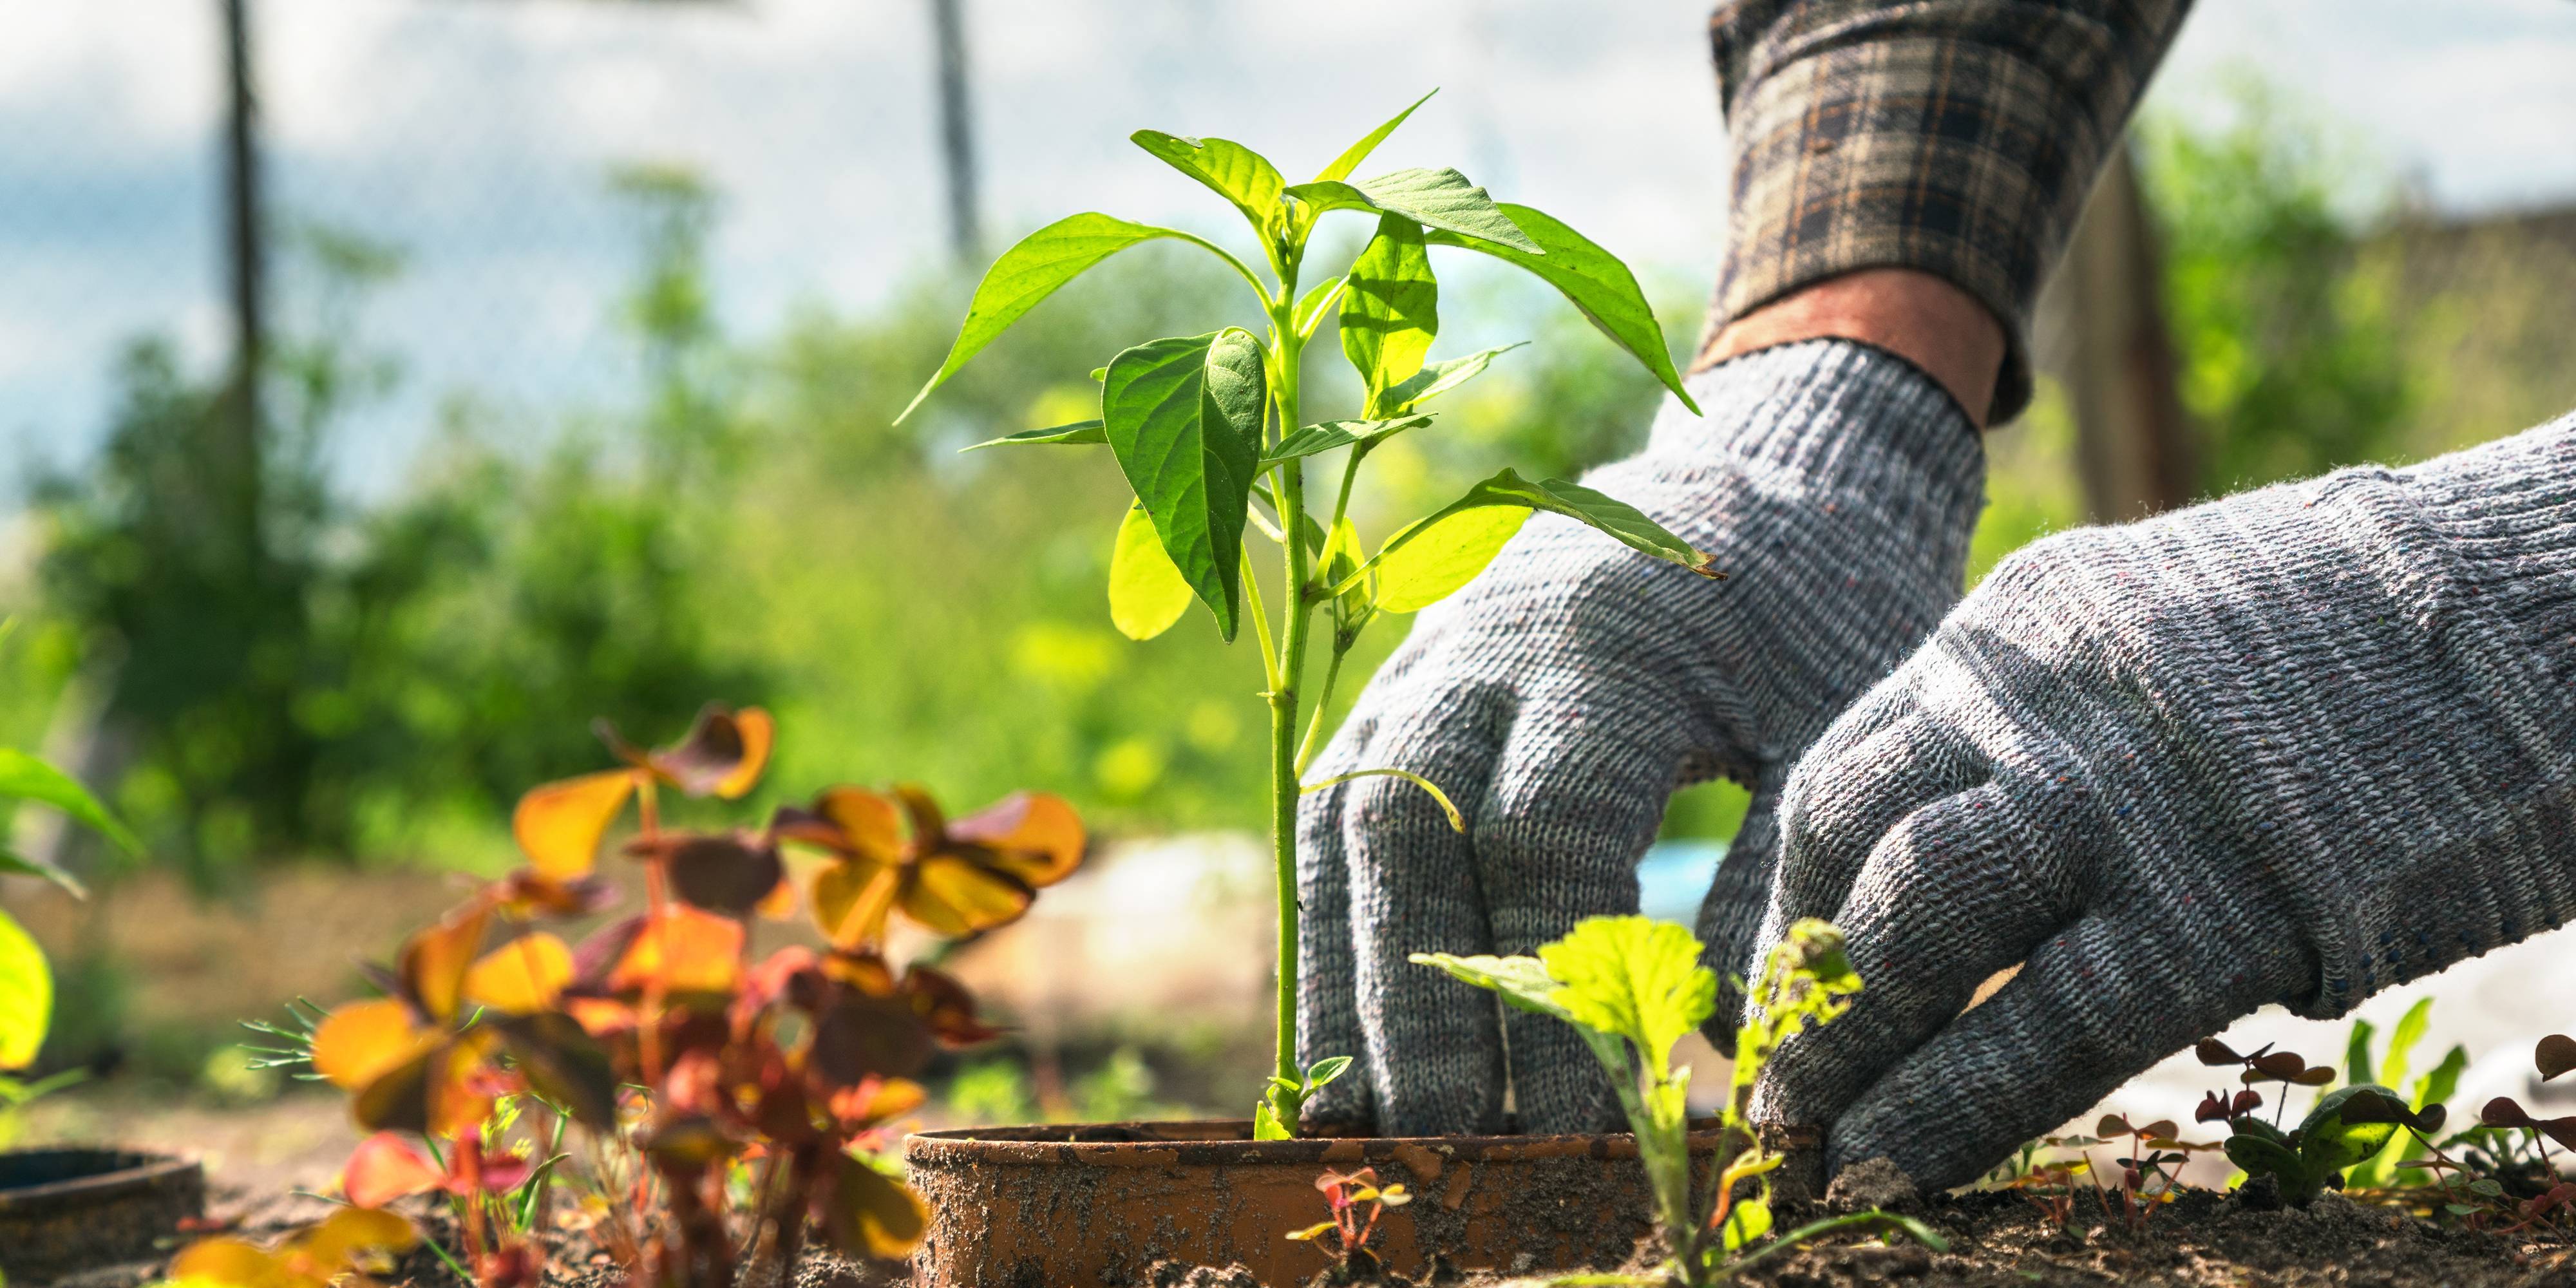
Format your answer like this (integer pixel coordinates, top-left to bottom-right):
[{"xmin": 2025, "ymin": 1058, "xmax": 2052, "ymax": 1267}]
[
  {"xmin": 1703, "ymin": 0, "xmax": 2196, "ymax": 424},
  {"xmin": 1696, "ymin": 268, "xmax": 2004, "ymax": 430}
]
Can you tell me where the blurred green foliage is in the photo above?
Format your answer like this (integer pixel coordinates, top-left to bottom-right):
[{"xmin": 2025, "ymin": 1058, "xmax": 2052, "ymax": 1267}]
[
  {"xmin": 8, "ymin": 75, "xmax": 2521, "ymax": 887},
  {"xmin": 2139, "ymin": 77, "xmax": 2416, "ymax": 493}
]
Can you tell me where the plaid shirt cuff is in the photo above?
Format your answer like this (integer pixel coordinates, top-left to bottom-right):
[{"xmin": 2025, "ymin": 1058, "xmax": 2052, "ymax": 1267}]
[{"xmin": 1706, "ymin": 0, "xmax": 2193, "ymax": 424}]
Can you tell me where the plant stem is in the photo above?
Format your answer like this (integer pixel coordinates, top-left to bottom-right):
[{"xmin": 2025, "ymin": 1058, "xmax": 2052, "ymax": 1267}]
[{"xmin": 1265, "ymin": 268, "xmax": 1317, "ymax": 1122}]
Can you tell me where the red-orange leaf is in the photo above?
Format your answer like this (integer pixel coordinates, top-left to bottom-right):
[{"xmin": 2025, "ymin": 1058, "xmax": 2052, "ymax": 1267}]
[
  {"xmin": 312, "ymin": 999, "xmax": 433, "ymax": 1093},
  {"xmin": 462, "ymin": 933, "xmax": 573, "ymax": 1015},
  {"xmin": 947, "ymin": 791, "xmax": 1085, "ymax": 888},
  {"xmin": 512, "ymin": 770, "xmax": 639, "ymax": 880},
  {"xmin": 900, "ymin": 853, "xmax": 1034, "ymax": 937},
  {"xmin": 609, "ymin": 905, "xmax": 744, "ymax": 996},
  {"xmin": 343, "ymin": 1132, "xmax": 445, "ymax": 1209},
  {"xmin": 402, "ymin": 903, "xmax": 493, "ymax": 1023}
]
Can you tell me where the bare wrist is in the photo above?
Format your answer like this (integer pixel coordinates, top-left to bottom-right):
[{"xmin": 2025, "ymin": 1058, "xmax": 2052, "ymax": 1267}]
[{"xmin": 1694, "ymin": 269, "xmax": 2007, "ymax": 430}]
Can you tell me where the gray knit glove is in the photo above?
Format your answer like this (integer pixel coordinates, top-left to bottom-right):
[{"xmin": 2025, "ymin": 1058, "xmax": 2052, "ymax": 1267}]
[
  {"xmin": 1298, "ymin": 339, "xmax": 1985, "ymax": 1137},
  {"xmin": 1754, "ymin": 413, "xmax": 2576, "ymax": 1192}
]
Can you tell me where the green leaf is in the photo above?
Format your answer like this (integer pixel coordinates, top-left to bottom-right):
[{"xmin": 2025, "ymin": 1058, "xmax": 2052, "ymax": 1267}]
[
  {"xmin": 1107, "ymin": 501, "xmax": 1195, "ymax": 641},
  {"xmin": 1292, "ymin": 274, "xmax": 1349, "ymax": 338},
  {"xmin": 1320, "ymin": 516, "xmax": 1374, "ymax": 634},
  {"xmin": 0, "ymin": 849, "xmax": 83, "ymax": 900},
  {"xmin": 2345, "ymin": 1018, "xmax": 2377, "ymax": 1088},
  {"xmin": 1372, "ymin": 505, "xmax": 1531, "ymax": 614},
  {"xmin": 1538, "ymin": 916, "xmax": 1716, "ymax": 1072},
  {"xmin": 1305, "ymin": 1055, "xmax": 1354, "ymax": 1090},
  {"xmin": 0, "ymin": 906, "xmax": 48, "ymax": 1070},
  {"xmin": 2417, "ymin": 1044, "xmax": 2468, "ymax": 1110},
  {"xmin": 962, "ymin": 421, "xmax": 1106, "ymax": 452},
  {"xmin": 1426, "ymin": 204, "xmax": 1698, "ymax": 413},
  {"xmin": 2223, "ymin": 1119, "xmax": 2307, "ymax": 1188},
  {"xmin": 2383, "ymin": 996, "xmax": 2433, "ymax": 1096},
  {"xmin": 1285, "ymin": 169, "xmax": 1542, "ymax": 254},
  {"xmin": 1340, "ymin": 215, "xmax": 1440, "ymax": 416},
  {"xmin": 0, "ymin": 749, "xmax": 136, "ymax": 855},
  {"xmin": 898, "ymin": 213, "xmax": 1197, "ymax": 424},
  {"xmin": 1260, "ymin": 417, "xmax": 1432, "ymax": 468},
  {"xmin": 1377, "ymin": 343, "xmax": 1524, "ymax": 413},
  {"xmin": 1315, "ymin": 89, "xmax": 1437, "ymax": 183},
  {"xmin": 1252, "ymin": 1099, "xmax": 1291, "ymax": 1141},
  {"xmin": 2300, "ymin": 1084, "xmax": 2405, "ymax": 1173},
  {"xmin": 1365, "ymin": 468, "xmax": 1717, "ymax": 613},
  {"xmin": 1408, "ymin": 951, "xmax": 1569, "ymax": 1022},
  {"xmin": 1101, "ymin": 330, "xmax": 1267, "ymax": 640},
  {"xmin": 1130, "ymin": 131, "xmax": 1286, "ymax": 238}
]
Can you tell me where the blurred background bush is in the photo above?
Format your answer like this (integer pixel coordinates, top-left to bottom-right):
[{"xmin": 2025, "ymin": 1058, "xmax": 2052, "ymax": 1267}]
[{"xmin": 2, "ymin": 1, "xmax": 2573, "ymax": 1146}]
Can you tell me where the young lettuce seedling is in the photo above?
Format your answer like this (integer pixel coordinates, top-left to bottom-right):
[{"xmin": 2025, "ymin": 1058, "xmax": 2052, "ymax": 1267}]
[
  {"xmin": 904, "ymin": 90, "xmax": 1719, "ymax": 1135},
  {"xmin": 1413, "ymin": 918, "xmax": 1944, "ymax": 1287}
]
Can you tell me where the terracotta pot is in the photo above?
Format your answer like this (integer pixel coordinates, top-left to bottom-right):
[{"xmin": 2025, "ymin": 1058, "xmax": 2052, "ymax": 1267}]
[
  {"xmin": 0, "ymin": 1148, "xmax": 205, "ymax": 1282},
  {"xmin": 905, "ymin": 1119, "xmax": 1725, "ymax": 1287}
]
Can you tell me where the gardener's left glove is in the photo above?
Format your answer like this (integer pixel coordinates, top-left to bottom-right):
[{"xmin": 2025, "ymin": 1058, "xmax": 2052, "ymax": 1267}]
[{"xmin": 1750, "ymin": 413, "xmax": 2576, "ymax": 1193}]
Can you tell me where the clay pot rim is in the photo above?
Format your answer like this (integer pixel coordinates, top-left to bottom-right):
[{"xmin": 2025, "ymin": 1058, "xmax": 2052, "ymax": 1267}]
[
  {"xmin": 905, "ymin": 1117, "xmax": 1732, "ymax": 1170},
  {"xmin": 0, "ymin": 1148, "xmax": 202, "ymax": 1214}
]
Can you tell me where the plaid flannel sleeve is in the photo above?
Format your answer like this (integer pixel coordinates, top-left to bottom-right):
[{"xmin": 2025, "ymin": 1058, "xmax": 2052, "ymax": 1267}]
[{"xmin": 1705, "ymin": 0, "xmax": 2194, "ymax": 423}]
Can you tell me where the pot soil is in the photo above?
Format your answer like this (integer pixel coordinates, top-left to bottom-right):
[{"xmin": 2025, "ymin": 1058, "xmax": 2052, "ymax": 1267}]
[
  {"xmin": 0, "ymin": 1148, "xmax": 205, "ymax": 1283},
  {"xmin": 902, "ymin": 1118, "xmax": 1727, "ymax": 1287}
]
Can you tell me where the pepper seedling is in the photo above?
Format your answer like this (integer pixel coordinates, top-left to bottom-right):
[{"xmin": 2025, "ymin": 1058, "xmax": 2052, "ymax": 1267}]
[
  {"xmin": 1413, "ymin": 918, "xmax": 1944, "ymax": 1287},
  {"xmin": 904, "ymin": 91, "xmax": 1720, "ymax": 1135}
]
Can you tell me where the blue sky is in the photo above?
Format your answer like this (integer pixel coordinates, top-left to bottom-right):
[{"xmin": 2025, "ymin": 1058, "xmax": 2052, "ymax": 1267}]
[{"xmin": 4, "ymin": 0, "xmax": 2573, "ymax": 501}]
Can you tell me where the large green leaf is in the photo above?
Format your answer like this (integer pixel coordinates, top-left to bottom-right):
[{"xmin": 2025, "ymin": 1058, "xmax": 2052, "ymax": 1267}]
[
  {"xmin": 1285, "ymin": 169, "xmax": 1541, "ymax": 254},
  {"xmin": 961, "ymin": 421, "xmax": 1105, "ymax": 451},
  {"xmin": 1107, "ymin": 501, "xmax": 1195, "ymax": 641},
  {"xmin": 1377, "ymin": 343, "xmax": 1524, "ymax": 413},
  {"xmin": 1340, "ymin": 215, "xmax": 1439, "ymax": 415},
  {"xmin": 0, "ymin": 906, "xmax": 47, "ymax": 1070},
  {"xmin": 1426, "ymin": 204, "xmax": 1699, "ymax": 413},
  {"xmin": 1130, "ymin": 131, "xmax": 1286, "ymax": 238},
  {"xmin": 0, "ymin": 749, "xmax": 136, "ymax": 855},
  {"xmin": 1315, "ymin": 89, "xmax": 1437, "ymax": 183},
  {"xmin": 2300, "ymin": 1084, "xmax": 2406, "ymax": 1173},
  {"xmin": 1372, "ymin": 506, "xmax": 1531, "ymax": 614},
  {"xmin": 1408, "ymin": 951, "xmax": 1569, "ymax": 1021},
  {"xmin": 1101, "ymin": 330, "xmax": 1267, "ymax": 640},
  {"xmin": 898, "ymin": 214, "xmax": 1193, "ymax": 424},
  {"xmin": 1370, "ymin": 468, "xmax": 1716, "ymax": 612},
  {"xmin": 1539, "ymin": 916, "xmax": 1716, "ymax": 1071},
  {"xmin": 1260, "ymin": 417, "xmax": 1432, "ymax": 468}
]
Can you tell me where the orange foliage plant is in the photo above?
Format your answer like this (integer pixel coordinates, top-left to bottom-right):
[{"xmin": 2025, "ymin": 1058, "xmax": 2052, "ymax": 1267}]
[{"xmin": 169, "ymin": 705, "xmax": 1083, "ymax": 1288}]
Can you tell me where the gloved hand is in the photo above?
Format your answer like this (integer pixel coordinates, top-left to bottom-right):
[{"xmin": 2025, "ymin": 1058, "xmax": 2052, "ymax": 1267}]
[
  {"xmin": 1751, "ymin": 415, "xmax": 2576, "ymax": 1191},
  {"xmin": 1296, "ymin": 339, "xmax": 1986, "ymax": 1137}
]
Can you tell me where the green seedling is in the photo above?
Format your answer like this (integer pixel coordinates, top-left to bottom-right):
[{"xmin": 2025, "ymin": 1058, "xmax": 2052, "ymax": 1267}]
[
  {"xmin": 1414, "ymin": 918, "xmax": 1944, "ymax": 1286},
  {"xmin": 2407, "ymin": 1036, "xmax": 2576, "ymax": 1234},
  {"xmin": 907, "ymin": 90, "xmax": 1718, "ymax": 1133},
  {"xmin": 2195, "ymin": 1038, "xmax": 2413, "ymax": 1206}
]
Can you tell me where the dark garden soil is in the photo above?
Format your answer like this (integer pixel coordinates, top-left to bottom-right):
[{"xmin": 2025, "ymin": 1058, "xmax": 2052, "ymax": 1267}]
[{"xmin": 1139, "ymin": 1188, "xmax": 2576, "ymax": 1288}]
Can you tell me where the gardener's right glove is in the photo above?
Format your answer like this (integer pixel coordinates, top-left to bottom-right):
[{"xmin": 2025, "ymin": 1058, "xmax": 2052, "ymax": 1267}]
[
  {"xmin": 1751, "ymin": 413, "xmax": 2576, "ymax": 1193},
  {"xmin": 1298, "ymin": 339, "xmax": 1986, "ymax": 1139}
]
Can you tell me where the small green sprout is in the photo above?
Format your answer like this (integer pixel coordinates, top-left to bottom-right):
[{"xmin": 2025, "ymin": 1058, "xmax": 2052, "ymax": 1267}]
[{"xmin": 1414, "ymin": 918, "xmax": 1944, "ymax": 1286}]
